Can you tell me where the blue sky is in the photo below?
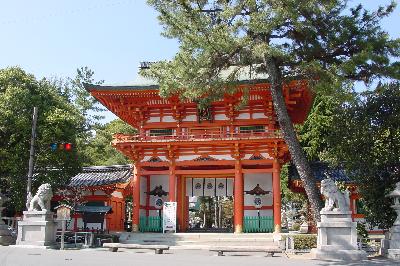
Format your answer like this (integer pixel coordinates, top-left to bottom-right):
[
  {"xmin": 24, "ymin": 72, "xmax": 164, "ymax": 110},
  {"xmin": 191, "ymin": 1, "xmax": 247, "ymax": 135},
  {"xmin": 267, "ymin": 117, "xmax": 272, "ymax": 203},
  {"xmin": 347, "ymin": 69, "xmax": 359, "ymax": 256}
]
[
  {"xmin": 0, "ymin": 0, "xmax": 178, "ymax": 84},
  {"xmin": 0, "ymin": 0, "xmax": 399, "ymax": 122}
]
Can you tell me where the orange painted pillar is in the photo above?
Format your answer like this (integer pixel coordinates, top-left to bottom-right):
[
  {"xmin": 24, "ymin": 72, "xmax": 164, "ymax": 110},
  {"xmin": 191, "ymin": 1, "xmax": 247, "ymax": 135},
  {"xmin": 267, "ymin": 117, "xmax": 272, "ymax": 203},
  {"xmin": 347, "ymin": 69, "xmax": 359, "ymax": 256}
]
[
  {"xmin": 176, "ymin": 175, "xmax": 184, "ymax": 231},
  {"xmin": 234, "ymin": 159, "xmax": 244, "ymax": 233},
  {"xmin": 169, "ymin": 160, "xmax": 176, "ymax": 201},
  {"xmin": 272, "ymin": 160, "xmax": 282, "ymax": 233},
  {"xmin": 183, "ymin": 196, "xmax": 189, "ymax": 231},
  {"xmin": 132, "ymin": 164, "xmax": 141, "ymax": 232},
  {"xmin": 146, "ymin": 176, "xmax": 150, "ymax": 217}
]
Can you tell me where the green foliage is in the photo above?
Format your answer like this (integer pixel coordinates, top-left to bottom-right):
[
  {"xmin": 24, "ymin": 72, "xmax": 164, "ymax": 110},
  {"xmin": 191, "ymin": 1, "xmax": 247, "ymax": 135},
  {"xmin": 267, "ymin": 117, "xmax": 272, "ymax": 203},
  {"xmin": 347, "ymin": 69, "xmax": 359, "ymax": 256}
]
[
  {"xmin": 291, "ymin": 223, "xmax": 301, "ymax": 231},
  {"xmin": 327, "ymin": 82, "xmax": 400, "ymax": 229},
  {"xmin": 82, "ymin": 119, "xmax": 136, "ymax": 166},
  {"xmin": 282, "ymin": 234, "xmax": 317, "ymax": 250},
  {"xmin": 280, "ymin": 164, "xmax": 306, "ymax": 205},
  {"xmin": 357, "ymin": 222, "xmax": 369, "ymax": 240},
  {"xmin": 298, "ymin": 94, "xmax": 353, "ymax": 161},
  {"xmin": 293, "ymin": 234, "xmax": 317, "ymax": 250},
  {"xmin": 144, "ymin": 1, "xmax": 399, "ymax": 219},
  {"xmin": 145, "ymin": 0, "xmax": 399, "ymax": 97},
  {"xmin": 0, "ymin": 67, "xmax": 86, "ymax": 211}
]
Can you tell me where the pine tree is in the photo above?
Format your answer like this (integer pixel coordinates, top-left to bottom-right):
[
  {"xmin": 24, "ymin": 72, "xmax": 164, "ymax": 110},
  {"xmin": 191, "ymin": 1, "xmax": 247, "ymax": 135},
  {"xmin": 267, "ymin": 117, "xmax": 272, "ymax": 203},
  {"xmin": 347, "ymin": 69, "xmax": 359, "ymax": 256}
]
[{"xmin": 143, "ymin": 0, "xmax": 400, "ymax": 222}]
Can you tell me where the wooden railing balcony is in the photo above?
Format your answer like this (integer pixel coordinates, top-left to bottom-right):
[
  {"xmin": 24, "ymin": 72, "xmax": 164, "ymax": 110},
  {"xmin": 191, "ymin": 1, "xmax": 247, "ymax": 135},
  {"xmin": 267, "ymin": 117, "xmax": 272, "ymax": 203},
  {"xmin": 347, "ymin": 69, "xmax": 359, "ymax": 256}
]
[{"xmin": 113, "ymin": 130, "xmax": 282, "ymax": 143}]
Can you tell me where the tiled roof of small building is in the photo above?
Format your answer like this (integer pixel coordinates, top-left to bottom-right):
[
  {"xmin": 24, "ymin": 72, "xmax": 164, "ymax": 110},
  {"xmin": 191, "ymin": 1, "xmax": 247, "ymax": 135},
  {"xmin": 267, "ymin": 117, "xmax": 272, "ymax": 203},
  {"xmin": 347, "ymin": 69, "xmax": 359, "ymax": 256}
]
[
  {"xmin": 68, "ymin": 165, "xmax": 132, "ymax": 187},
  {"xmin": 288, "ymin": 162, "xmax": 352, "ymax": 183},
  {"xmin": 75, "ymin": 205, "xmax": 112, "ymax": 213}
]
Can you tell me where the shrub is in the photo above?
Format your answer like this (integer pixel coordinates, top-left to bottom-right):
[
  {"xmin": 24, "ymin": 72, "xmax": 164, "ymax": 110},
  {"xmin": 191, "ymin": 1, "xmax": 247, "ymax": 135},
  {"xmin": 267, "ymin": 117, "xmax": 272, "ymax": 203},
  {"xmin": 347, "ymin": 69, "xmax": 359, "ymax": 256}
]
[
  {"xmin": 357, "ymin": 222, "xmax": 369, "ymax": 240},
  {"xmin": 291, "ymin": 223, "xmax": 301, "ymax": 231},
  {"xmin": 293, "ymin": 234, "xmax": 317, "ymax": 250},
  {"xmin": 282, "ymin": 234, "xmax": 317, "ymax": 250}
]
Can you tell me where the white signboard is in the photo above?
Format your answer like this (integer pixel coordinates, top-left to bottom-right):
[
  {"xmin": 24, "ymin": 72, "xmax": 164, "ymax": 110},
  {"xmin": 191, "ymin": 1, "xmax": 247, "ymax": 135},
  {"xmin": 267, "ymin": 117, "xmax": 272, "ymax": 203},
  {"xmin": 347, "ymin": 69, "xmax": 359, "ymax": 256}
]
[{"xmin": 162, "ymin": 202, "xmax": 177, "ymax": 233}]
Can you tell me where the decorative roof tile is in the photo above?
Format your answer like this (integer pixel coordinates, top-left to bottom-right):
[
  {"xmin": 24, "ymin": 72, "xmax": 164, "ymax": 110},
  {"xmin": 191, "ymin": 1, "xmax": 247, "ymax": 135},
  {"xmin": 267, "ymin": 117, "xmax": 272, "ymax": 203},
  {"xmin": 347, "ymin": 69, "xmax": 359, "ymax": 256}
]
[{"xmin": 68, "ymin": 165, "xmax": 132, "ymax": 187}]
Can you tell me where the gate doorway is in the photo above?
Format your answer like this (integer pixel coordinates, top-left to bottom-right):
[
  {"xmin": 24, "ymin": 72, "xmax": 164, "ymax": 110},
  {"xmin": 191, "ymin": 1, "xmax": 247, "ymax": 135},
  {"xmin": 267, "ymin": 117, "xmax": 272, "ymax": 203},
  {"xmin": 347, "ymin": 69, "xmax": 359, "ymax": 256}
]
[
  {"xmin": 187, "ymin": 196, "xmax": 233, "ymax": 232},
  {"xmin": 184, "ymin": 177, "xmax": 234, "ymax": 232}
]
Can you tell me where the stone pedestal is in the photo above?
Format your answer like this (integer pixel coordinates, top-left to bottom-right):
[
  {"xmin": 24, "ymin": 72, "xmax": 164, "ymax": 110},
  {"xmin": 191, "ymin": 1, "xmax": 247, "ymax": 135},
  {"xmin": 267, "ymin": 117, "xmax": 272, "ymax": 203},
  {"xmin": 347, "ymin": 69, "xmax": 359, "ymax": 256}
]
[
  {"xmin": 381, "ymin": 222, "xmax": 400, "ymax": 259},
  {"xmin": 311, "ymin": 210, "xmax": 367, "ymax": 260},
  {"xmin": 0, "ymin": 207, "xmax": 15, "ymax": 245},
  {"xmin": 16, "ymin": 211, "xmax": 57, "ymax": 247}
]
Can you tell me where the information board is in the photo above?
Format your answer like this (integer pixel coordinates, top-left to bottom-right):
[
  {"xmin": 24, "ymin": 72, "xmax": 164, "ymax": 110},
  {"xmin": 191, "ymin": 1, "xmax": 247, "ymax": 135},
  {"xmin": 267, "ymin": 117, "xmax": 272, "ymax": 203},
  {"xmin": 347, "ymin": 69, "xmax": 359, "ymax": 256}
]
[{"xmin": 162, "ymin": 201, "xmax": 177, "ymax": 233}]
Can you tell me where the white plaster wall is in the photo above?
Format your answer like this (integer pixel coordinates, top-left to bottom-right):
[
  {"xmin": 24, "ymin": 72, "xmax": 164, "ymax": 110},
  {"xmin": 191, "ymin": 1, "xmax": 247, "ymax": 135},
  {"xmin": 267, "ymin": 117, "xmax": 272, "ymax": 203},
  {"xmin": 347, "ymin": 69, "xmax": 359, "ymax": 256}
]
[
  {"xmin": 243, "ymin": 154, "xmax": 253, "ymax": 160},
  {"xmin": 150, "ymin": 175, "xmax": 169, "ymax": 192},
  {"xmin": 215, "ymin": 114, "xmax": 229, "ymax": 120},
  {"xmin": 162, "ymin": 116, "xmax": 175, "ymax": 122},
  {"xmin": 140, "ymin": 176, "xmax": 147, "ymax": 205},
  {"xmin": 182, "ymin": 114, "xmax": 197, "ymax": 122},
  {"xmin": 261, "ymin": 152, "xmax": 273, "ymax": 159},
  {"xmin": 211, "ymin": 154, "xmax": 234, "ymax": 160},
  {"xmin": 148, "ymin": 175, "xmax": 170, "ymax": 217},
  {"xmin": 93, "ymin": 190, "xmax": 106, "ymax": 196},
  {"xmin": 244, "ymin": 173, "xmax": 273, "ymax": 207},
  {"xmin": 176, "ymin": 155, "xmax": 198, "ymax": 161},
  {"xmin": 244, "ymin": 210, "xmax": 273, "ymax": 217},
  {"xmin": 177, "ymin": 154, "xmax": 233, "ymax": 161},
  {"xmin": 237, "ymin": 113, "xmax": 250, "ymax": 119},
  {"xmin": 148, "ymin": 116, "xmax": 161, "ymax": 123},
  {"xmin": 142, "ymin": 155, "xmax": 167, "ymax": 162},
  {"xmin": 111, "ymin": 191, "xmax": 123, "ymax": 199},
  {"xmin": 253, "ymin": 113, "xmax": 267, "ymax": 119},
  {"xmin": 243, "ymin": 152, "xmax": 273, "ymax": 160}
]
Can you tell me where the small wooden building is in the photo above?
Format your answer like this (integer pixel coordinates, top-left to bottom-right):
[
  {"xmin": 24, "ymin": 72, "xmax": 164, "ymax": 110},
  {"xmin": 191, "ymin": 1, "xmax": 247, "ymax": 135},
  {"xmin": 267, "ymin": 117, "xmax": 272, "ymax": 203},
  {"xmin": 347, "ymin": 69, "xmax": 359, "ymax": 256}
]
[{"xmin": 56, "ymin": 165, "xmax": 132, "ymax": 232}]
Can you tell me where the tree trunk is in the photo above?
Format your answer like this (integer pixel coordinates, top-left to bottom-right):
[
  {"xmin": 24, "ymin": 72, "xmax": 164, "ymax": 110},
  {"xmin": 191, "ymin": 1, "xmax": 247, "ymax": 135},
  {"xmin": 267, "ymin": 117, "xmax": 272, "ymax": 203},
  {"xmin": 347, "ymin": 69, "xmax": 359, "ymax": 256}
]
[{"xmin": 264, "ymin": 56, "xmax": 323, "ymax": 222}]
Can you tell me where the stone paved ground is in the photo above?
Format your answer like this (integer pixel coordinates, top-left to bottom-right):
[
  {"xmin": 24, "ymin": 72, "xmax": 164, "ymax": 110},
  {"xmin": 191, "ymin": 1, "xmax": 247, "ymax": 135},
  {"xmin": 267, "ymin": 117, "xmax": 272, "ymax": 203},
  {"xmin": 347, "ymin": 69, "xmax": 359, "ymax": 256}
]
[{"xmin": 0, "ymin": 246, "xmax": 398, "ymax": 266}]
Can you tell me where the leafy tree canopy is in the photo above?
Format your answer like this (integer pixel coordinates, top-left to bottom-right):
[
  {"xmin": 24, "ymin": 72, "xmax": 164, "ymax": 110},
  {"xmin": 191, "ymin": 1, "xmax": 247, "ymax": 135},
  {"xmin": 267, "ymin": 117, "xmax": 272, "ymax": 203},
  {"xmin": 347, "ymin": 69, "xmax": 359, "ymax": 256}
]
[
  {"xmin": 144, "ymin": 0, "xmax": 399, "ymax": 222},
  {"xmin": 326, "ymin": 82, "xmax": 400, "ymax": 229},
  {"xmin": 0, "ymin": 67, "xmax": 87, "ymax": 211},
  {"xmin": 82, "ymin": 119, "xmax": 137, "ymax": 166},
  {"xmin": 144, "ymin": 0, "xmax": 399, "ymax": 99}
]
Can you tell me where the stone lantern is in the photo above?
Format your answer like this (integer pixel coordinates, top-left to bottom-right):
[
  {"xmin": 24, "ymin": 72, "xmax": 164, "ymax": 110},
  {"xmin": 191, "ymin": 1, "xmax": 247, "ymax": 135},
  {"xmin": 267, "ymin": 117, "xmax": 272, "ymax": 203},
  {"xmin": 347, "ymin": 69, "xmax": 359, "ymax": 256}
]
[{"xmin": 381, "ymin": 182, "xmax": 400, "ymax": 259}]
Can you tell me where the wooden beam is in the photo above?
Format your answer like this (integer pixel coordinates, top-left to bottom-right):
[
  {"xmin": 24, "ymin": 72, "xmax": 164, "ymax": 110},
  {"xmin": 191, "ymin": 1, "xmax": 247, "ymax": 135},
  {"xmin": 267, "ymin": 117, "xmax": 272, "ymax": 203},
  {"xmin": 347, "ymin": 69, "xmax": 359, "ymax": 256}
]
[
  {"xmin": 141, "ymin": 170, "xmax": 169, "ymax": 175},
  {"xmin": 175, "ymin": 169, "xmax": 235, "ymax": 175},
  {"xmin": 241, "ymin": 159, "xmax": 274, "ymax": 165},
  {"xmin": 242, "ymin": 168, "xmax": 274, "ymax": 173},
  {"xmin": 175, "ymin": 160, "xmax": 235, "ymax": 166}
]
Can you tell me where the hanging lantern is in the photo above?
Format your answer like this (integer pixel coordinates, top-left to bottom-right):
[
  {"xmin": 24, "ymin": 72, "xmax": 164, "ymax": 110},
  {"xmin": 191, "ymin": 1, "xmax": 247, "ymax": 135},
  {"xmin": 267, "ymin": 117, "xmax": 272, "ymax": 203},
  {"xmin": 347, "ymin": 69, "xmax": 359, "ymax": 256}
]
[
  {"xmin": 254, "ymin": 196, "xmax": 262, "ymax": 209},
  {"xmin": 155, "ymin": 197, "xmax": 164, "ymax": 209}
]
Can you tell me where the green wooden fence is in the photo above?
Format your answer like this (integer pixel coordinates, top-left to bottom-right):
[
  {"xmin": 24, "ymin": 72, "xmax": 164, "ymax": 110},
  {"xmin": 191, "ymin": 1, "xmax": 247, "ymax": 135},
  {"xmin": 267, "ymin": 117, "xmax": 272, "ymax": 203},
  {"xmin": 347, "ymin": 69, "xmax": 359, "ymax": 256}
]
[
  {"xmin": 243, "ymin": 216, "xmax": 273, "ymax": 233},
  {"xmin": 139, "ymin": 216, "xmax": 162, "ymax": 232}
]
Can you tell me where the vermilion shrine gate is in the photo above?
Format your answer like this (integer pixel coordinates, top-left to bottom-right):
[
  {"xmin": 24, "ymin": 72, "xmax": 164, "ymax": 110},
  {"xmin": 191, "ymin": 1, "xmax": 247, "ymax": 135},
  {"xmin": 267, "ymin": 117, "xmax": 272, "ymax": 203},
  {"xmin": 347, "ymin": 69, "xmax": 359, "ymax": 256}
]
[{"xmin": 84, "ymin": 78, "xmax": 313, "ymax": 233}]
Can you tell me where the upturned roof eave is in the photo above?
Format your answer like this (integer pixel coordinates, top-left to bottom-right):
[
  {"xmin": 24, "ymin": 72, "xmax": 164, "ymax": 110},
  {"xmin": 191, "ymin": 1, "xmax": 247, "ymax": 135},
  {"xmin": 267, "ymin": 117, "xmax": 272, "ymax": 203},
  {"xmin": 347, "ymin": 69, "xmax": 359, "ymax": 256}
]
[{"xmin": 83, "ymin": 79, "xmax": 271, "ymax": 93}]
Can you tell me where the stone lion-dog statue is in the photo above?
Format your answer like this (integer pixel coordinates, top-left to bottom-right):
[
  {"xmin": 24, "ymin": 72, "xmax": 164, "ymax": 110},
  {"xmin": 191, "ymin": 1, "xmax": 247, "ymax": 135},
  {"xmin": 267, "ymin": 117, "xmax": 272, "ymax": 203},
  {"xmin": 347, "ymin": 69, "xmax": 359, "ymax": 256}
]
[
  {"xmin": 26, "ymin": 183, "xmax": 53, "ymax": 212},
  {"xmin": 321, "ymin": 179, "xmax": 350, "ymax": 212}
]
